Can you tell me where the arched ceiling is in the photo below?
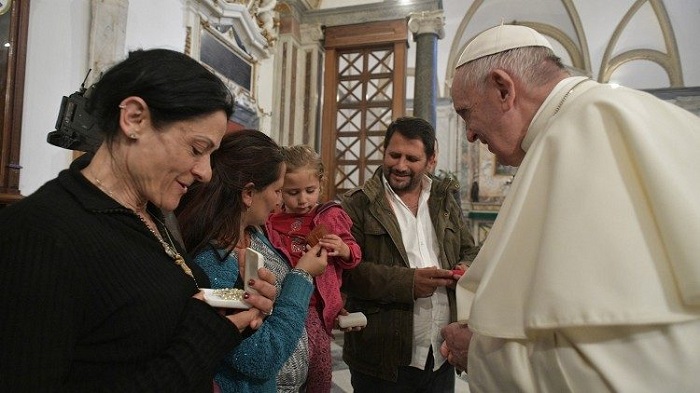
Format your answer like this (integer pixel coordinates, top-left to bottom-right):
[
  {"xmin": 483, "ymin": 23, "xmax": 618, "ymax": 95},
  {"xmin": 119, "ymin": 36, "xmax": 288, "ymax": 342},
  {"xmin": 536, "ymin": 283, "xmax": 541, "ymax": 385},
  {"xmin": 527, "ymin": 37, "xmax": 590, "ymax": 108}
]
[{"xmin": 285, "ymin": 0, "xmax": 698, "ymax": 94}]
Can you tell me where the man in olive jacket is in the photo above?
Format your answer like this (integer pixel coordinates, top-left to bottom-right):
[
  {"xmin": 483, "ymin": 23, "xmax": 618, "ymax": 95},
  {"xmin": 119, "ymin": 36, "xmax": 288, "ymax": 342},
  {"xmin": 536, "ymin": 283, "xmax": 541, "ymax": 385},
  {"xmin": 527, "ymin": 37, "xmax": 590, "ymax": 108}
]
[{"xmin": 341, "ymin": 117, "xmax": 478, "ymax": 392}]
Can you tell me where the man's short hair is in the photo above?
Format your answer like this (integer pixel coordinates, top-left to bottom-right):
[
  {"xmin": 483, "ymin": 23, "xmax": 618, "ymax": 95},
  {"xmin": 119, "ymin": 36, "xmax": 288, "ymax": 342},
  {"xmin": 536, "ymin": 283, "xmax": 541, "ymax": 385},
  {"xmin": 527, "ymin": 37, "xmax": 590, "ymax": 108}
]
[{"xmin": 384, "ymin": 116, "xmax": 437, "ymax": 158}]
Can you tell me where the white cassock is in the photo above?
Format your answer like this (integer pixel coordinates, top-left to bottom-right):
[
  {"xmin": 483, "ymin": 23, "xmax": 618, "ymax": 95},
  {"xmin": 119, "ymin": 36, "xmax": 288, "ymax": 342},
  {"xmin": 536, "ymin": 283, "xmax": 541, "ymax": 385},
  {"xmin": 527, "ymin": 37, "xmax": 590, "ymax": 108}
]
[{"xmin": 457, "ymin": 76, "xmax": 700, "ymax": 392}]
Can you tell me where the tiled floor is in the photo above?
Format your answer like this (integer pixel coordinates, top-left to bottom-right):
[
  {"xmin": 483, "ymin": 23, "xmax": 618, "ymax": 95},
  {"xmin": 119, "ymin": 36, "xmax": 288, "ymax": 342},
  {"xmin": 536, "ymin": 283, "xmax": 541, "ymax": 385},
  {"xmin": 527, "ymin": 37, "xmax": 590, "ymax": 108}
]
[{"xmin": 330, "ymin": 331, "xmax": 471, "ymax": 392}]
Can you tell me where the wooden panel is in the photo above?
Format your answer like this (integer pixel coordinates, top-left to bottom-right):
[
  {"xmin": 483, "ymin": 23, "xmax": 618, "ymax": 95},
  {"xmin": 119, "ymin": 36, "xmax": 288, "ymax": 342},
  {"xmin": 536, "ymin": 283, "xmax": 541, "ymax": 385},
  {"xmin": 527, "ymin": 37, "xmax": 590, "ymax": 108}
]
[
  {"xmin": 324, "ymin": 19, "xmax": 408, "ymax": 48},
  {"xmin": 0, "ymin": 0, "xmax": 30, "ymax": 205}
]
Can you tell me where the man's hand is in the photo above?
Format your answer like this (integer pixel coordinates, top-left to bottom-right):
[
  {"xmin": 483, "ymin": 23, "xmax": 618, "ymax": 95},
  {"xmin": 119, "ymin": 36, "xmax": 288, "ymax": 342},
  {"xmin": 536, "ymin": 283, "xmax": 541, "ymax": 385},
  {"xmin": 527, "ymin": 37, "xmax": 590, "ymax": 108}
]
[
  {"xmin": 413, "ymin": 266, "xmax": 456, "ymax": 298},
  {"xmin": 440, "ymin": 322, "xmax": 472, "ymax": 372}
]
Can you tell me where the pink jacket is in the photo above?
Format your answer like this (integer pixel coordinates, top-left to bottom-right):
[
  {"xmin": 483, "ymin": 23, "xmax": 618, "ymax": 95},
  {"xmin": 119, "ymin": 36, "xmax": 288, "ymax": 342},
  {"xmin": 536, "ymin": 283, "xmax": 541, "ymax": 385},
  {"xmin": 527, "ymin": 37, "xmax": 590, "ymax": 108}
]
[{"xmin": 266, "ymin": 202, "xmax": 362, "ymax": 334}]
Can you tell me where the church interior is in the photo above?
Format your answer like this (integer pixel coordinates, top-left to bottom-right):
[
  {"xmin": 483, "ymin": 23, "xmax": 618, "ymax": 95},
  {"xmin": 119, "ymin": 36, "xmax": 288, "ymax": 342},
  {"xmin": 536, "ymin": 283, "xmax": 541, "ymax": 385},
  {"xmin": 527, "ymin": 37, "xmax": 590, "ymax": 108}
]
[
  {"xmin": 0, "ymin": 1, "xmax": 698, "ymax": 391},
  {"xmin": 2, "ymin": 0, "xmax": 698, "ymax": 225}
]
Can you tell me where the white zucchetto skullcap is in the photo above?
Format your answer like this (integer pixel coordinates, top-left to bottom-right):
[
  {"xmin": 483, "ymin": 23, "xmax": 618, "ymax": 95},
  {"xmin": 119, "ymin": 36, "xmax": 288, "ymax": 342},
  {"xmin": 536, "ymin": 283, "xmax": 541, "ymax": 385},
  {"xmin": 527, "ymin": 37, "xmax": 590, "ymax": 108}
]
[{"xmin": 456, "ymin": 24, "xmax": 553, "ymax": 68}]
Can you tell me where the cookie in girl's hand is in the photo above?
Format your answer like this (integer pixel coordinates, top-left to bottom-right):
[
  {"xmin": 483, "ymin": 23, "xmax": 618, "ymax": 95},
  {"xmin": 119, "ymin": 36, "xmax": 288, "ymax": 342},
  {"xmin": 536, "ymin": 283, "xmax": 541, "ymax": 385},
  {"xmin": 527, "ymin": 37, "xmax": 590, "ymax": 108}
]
[{"xmin": 305, "ymin": 224, "xmax": 329, "ymax": 246}]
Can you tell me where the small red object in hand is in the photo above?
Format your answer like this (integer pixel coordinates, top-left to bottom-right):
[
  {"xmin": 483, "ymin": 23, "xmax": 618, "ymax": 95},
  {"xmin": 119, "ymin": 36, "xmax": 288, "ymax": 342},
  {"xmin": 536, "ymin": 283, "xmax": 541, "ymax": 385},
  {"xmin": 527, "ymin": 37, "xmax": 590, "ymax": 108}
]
[{"xmin": 451, "ymin": 269, "xmax": 465, "ymax": 277}]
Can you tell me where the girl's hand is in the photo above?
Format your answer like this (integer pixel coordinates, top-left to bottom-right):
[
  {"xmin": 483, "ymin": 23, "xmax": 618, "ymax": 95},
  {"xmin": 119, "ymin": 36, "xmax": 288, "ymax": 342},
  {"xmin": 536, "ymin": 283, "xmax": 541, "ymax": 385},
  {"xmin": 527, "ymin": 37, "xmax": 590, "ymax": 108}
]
[{"xmin": 317, "ymin": 234, "xmax": 350, "ymax": 260}]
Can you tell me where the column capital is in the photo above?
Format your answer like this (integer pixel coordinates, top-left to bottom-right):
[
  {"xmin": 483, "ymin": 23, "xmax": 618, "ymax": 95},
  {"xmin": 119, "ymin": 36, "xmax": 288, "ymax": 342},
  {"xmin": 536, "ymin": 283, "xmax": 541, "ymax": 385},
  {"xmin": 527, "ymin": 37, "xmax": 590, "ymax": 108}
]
[
  {"xmin": 408, "ymin": 10, "xmax": 445, "ymax": 39},
  {"xmin": 300, "ymin": 23, "xmax": 324, "ymax": 45}
]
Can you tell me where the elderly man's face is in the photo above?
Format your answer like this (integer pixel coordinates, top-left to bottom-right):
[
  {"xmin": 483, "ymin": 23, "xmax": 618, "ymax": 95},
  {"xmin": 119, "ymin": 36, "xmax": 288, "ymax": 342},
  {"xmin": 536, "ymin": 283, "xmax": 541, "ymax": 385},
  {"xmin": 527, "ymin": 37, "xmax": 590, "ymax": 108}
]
[{"xmin": 451, "ymin": 68, "xmax": 526, "ymax": 166}]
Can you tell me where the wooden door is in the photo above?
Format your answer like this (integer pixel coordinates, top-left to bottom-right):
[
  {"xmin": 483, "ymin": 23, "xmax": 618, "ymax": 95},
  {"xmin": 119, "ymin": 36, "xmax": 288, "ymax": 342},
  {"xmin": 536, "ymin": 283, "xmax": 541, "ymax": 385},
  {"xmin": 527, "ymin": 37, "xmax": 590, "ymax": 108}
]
[{"xmin": 321, "ymin": 19, "xmax": 407, "ymax": 199}]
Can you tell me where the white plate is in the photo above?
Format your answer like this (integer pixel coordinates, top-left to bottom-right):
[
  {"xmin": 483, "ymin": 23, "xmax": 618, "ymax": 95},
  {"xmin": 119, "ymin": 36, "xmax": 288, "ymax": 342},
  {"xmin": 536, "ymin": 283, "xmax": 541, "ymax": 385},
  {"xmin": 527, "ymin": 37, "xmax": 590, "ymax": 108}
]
[
  {"xmin": 201, "ymin": 247, "xmax": 264, "ymax": 309},
  {"xmin": 201, "ymin": 288, "xmax": 250, "ymax": 309}
]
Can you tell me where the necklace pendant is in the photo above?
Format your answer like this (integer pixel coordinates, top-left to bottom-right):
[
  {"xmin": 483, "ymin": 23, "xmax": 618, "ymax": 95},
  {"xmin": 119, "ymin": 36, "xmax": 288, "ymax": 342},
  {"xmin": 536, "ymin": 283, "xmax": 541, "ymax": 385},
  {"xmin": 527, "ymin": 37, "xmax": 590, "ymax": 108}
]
[
  {"xmin": 163, "ymin": 244, "xmax": 177, "ymax": 259},
  {"xmin": 174, "ymin": 254, "xmax": 194, "ymax": 278},
  {"xmin": 136, "ymin": 211, "xmax": 197, "ymax": 284}
]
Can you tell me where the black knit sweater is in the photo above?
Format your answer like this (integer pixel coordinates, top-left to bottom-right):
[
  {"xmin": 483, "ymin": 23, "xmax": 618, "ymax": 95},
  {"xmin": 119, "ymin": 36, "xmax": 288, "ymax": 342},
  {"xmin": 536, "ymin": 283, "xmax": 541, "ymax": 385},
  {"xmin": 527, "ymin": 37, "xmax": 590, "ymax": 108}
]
[{"xmin": 0, "ymin": 155, "xmax": 242, "ymax": 392}]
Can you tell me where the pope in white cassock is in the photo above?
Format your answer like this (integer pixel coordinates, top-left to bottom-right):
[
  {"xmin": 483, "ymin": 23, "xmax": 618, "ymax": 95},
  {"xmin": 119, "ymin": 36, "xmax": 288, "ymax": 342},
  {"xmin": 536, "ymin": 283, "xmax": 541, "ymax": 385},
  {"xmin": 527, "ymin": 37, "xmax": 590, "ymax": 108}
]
[{"xmin": 441, "ymin": 24, "xmax": 700, "ymax": 392}]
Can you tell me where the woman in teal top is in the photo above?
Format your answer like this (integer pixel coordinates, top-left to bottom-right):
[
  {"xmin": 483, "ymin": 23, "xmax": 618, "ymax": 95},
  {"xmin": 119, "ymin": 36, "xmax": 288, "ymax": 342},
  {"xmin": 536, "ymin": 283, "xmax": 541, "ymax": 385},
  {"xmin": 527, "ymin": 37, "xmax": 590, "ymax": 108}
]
[{"xmin": 178, "ymin": 130, "xmax": 327, "ymax": 393}]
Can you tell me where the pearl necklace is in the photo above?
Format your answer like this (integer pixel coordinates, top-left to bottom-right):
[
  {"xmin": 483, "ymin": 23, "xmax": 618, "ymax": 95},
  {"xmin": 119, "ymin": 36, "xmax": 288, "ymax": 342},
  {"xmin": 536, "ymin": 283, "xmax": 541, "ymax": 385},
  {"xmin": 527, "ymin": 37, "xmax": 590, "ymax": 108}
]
[{"xmin": 89, "ymin": 171, "xmax": 197, "ymax": 284}]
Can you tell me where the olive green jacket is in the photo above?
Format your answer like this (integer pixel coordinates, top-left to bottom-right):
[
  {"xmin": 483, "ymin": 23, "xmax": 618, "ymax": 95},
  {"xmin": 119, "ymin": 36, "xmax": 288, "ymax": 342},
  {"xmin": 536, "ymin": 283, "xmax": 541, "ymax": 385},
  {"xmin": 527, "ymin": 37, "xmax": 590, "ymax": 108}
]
[{"xmin": 340, "ymin": 167, "xmax": 478, "ymax": 382}]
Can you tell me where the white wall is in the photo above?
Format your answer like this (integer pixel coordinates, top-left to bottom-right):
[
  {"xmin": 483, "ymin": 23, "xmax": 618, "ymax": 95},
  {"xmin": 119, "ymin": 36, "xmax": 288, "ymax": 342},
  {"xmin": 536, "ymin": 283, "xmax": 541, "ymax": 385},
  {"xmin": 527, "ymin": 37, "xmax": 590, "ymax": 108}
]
[
  {"xmin": 124, "ymin": 0, "xmax": 186, "ymax": 52},
  {"xmin": 20, "ymin": 0, "xmax": 91, "ymax": 195},
  {"xmin": 256, "ymin": 55, "xmax": 275, "ymax": 134},
  {"xmin": 19, "ymin": 0, "xmax": 188, "ymax": 196}
]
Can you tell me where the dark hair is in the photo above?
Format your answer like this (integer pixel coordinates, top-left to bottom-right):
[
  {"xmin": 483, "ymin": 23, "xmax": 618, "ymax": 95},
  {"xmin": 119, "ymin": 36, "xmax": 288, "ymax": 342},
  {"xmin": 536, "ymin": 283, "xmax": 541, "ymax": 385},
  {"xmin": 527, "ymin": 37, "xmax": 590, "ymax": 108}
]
[
  {"xmin": 383, "ymin": 116, "xmax": 436, "ymax": 158},
  {"xmin": 87, "ymin": 48, "xmax": 234, "ymax": 145},
  {"xmin": 177, "ymin": 129, "xmax": 284, "ymax": 255}
]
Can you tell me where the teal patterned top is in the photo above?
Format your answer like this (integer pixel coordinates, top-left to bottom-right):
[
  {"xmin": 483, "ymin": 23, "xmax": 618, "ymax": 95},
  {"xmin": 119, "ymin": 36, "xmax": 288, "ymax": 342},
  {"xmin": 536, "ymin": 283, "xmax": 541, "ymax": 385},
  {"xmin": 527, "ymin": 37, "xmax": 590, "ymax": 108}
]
[{"xmin": 194, "ymin": 228, "xmax": 312, "ymax": 393}]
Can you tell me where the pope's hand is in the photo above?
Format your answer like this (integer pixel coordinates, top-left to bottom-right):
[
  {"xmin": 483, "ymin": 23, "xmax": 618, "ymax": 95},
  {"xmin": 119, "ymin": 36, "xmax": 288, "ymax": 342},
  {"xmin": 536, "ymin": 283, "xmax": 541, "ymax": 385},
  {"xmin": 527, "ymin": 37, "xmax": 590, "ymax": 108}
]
[{"xmin": 440, "ymin": 322, "xmax": 472, "ymax": 372}]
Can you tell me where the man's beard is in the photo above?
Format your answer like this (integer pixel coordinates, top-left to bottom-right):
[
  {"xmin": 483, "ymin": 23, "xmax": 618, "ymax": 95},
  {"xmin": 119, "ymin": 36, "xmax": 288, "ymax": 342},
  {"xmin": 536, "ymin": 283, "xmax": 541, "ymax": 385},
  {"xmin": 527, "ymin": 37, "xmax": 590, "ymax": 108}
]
[{"xmin": 384, "ymin": 167, "xmax": 421, "ymax": 193}]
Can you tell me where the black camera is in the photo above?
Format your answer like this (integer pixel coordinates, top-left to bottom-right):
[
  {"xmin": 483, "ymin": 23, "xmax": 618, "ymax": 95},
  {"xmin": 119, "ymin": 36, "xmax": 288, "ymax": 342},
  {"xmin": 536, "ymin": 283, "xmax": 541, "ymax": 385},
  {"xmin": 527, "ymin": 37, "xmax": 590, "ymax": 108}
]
[{"xmin": 46, "ymin": 72, "xmax": 102, "ymax": 152}]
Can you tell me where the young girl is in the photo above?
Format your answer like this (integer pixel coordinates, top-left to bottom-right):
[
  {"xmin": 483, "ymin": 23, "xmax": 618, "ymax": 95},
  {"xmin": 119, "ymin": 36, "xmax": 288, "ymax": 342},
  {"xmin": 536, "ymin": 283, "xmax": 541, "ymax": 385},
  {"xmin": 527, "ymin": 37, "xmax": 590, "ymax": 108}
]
[{"xmin": 266, "ymin": 145, "xmax": 362, "ymax": 393}]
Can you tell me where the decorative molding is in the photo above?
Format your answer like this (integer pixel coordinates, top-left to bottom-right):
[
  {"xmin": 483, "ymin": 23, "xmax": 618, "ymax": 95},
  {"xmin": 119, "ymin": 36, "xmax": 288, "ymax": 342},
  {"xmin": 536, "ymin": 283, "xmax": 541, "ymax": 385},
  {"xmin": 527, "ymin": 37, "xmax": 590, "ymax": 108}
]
[
  {"xmin": 444, "ymin": 0, "xmax": 482, "ymax": 91},
  {"xmin": 560, "ymin": 0, "xmax": 591, "ymax": 72},
  {"xmin": 184, "ymin": 26, "xmax": 193, "ymax": 56},
  {"xmin": 252, "ymin": 0, "xmax": 281, "ymax": 47},
  {"xmin": 599, "ymin": 0, "xmax": 683, "ymax": 86},
  {"xmin": 296, "ymin": 0, "xmax": 437, "ymax": 27},
  {"xmin": 195, "ymin": 0, "xmax": 276, "ymax": 60},
  {"xmin": 408, "ymin": 10, "xmax": 445, "ymax": 39},
  {"xmin": 324, "ymin": 18, "xmax": 407, "ymax": 47},
  {"xmin": 185, "ymin": 0, "xmax": 269, "ymax": 126},
  {"xmin": 445, "ymin": 1, "xmax": 591, "ymax": 93},
  {"xmin": 645, "ymin": 86, "xmax": 700, "ymax": 116},
  {"xmin": 299, "ymin": 23, "xmax": 324, "ymax": 45},
  {"xmin": 88, "ymin": 0, "xmax": 128, "ymax": 86},
  {"xmin": 516, "ymin": 21, "xmax": 585, "ymax": 71}
]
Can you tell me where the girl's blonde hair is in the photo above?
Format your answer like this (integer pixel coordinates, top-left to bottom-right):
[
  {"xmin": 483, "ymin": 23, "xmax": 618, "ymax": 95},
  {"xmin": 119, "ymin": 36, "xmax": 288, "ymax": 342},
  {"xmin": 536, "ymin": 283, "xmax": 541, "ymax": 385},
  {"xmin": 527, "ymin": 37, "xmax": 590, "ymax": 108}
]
[{"xmin": 281, "ymin": 145, "xmax": 324, "ymax": 181}]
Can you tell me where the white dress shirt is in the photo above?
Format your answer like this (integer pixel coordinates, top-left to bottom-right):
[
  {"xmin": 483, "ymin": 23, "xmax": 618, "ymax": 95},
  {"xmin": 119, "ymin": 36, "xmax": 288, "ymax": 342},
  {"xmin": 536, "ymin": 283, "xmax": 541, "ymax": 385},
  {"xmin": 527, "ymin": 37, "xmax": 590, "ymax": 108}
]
[{"xmin": 383, "ymin": 175, "xmax": 449, "ymax": 370}]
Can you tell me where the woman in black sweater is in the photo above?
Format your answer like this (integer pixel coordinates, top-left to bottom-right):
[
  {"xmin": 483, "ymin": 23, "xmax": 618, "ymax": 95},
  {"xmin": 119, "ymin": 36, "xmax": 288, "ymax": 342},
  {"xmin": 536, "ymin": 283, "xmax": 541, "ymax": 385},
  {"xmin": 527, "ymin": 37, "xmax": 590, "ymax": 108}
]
[{"xmin": 0, "ymin": 49, "xmax": 275, "ymax": 392}]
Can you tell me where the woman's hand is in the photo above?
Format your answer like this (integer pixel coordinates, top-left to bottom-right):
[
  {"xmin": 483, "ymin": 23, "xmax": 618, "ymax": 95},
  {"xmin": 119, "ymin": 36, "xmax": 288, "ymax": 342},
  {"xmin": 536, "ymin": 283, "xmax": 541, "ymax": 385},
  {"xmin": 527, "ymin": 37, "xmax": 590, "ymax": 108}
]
[
  {"xmin": 225, "ymin": 267, "xmax": 277, "ymax": 331},
  {"xmin": 192, "ymin": 290, "xmax": 206, "ymax": 301},
  {"xmin": 295, "ymin": 244, "xmax": 328, "ymax": 277}
]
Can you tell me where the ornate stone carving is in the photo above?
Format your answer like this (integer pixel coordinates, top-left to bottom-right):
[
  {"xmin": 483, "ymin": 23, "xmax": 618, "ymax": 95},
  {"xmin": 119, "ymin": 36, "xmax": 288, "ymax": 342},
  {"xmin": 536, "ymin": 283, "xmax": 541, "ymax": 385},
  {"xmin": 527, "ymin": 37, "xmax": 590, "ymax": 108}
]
[
  {"xmin": 407, "ymin": 10, "xmax": 445, "ymax": 39},
  {"xmin": 252, "ymin": 0, "xmax": 280, "ymax": 47},
  {"xmin": 194, "ymin": 0, "xmax": 280, "ymax": 57},
  {"xmin": 88, "ymin": 0, "xmax": 128, "ymax": 85},
  {"xmin": 299, "ymin": 23, "xmax": 323, "ymax": 45}
]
